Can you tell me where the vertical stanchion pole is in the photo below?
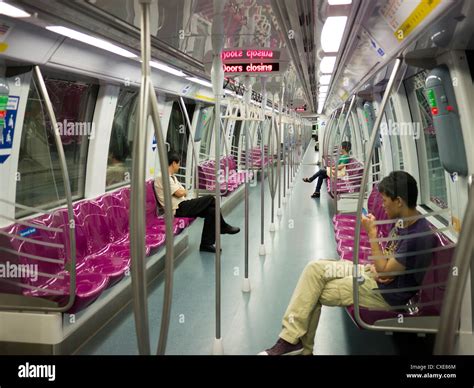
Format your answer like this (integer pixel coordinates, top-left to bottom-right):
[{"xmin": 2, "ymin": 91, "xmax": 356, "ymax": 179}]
[
  {"xmin": 211, "ymin": 0, "xmax": 225, "ymax": 354},
  {"xmin": 277, "ymin": 83, "xmax": 284, "ymax": 214},
  {"xmin": 259, "ymin": 78, "xmax": 267, "ymax": 256},
  {"xmin": 131, "ymin": 0, "xmax": 151, "ymax": 355},
  {"xmin": 269, "ymin": 91, "xmax": 279, "ymax": 232},
  {"xmin": 242, "ymin": 76, "xmax": 252, "ymax": 293}
]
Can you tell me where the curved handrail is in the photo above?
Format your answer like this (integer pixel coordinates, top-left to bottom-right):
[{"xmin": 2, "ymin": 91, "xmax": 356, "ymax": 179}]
[
  {"xmin": 330, "ymin": 95, "xmax": 356, "ymax": 213},
  {"xmin": 0, "ymin": 66, "xmax": 79, "ymax": 313},
  {"xmin": 434, "ymin": 183, "xmax": 474, "ymax": 354},
  {"xmin": 178, "ymin": 97, "xmax": 200, "ymax": 197},
  {"xmin": 130, "ymin": 0, "xmax": 175, "ymax": 355},
  {"xmin": 329, "ymin": 105, "xmax": 347, "ymax": 199}
]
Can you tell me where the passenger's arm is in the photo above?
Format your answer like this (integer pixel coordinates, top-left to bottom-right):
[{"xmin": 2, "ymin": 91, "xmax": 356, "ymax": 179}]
[
  {"xmin": 173, "ymin": 188, "xmax": 187, "ymax": 198},
  {"xmin": 361, "ymin": 214, "xmax": 405, "ymax": 280}
]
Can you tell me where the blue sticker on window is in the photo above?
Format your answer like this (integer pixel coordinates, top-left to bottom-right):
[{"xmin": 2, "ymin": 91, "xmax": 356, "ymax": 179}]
[
  {"xmin": 0, "ymin": 96, "xmax": 20, "ymax": 164},
  {"xmin": 19, "ymin": 227, "xmax": 36, "ymax": 237}
]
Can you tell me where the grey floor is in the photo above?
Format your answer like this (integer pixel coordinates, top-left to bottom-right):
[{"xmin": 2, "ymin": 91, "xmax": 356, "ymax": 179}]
[{"xmin": 76, "ymin": 142, "xmax": 434, "ymax": 355}]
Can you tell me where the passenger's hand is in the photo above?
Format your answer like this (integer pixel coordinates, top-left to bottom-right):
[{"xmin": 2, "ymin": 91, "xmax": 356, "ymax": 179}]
[
  {"xmin": 375, "ymin": 275, "xmax": 395, "ymax": 285},
  {"xmin": 370, "ymin": 265, "xmax": 394, "ymax": 284},
  {"xmin": 361, "ymin": 213, "xmax": 377, "ymax": 238}
]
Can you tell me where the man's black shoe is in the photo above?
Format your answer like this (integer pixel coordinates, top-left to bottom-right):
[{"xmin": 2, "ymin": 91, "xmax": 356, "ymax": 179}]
[
  {"xmin": 199, "ymin": 244, "xmax": 222, "ymax": 253},
  {"xmin": 221, "ymin": 226, "xmax": 240, "ymax": 235}
]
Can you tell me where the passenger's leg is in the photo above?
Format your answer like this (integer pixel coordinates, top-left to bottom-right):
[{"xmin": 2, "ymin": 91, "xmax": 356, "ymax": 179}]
[
  {"xmin": 308, "ymin": 169, "xmax": 325, "ymax": 182},
  {"xmin": 175, "ymin": 195, "xmax": 216, "ymax": 246},
  {"xmin": 315, "ymin": 176, "xmax": 325, "ymax": 194},
  {"xmin": 279, "ymin": 260, "xmax": 353, "ymax": 348},
  {"xmin": 297, "ymin": 263, "xmax": 390, "ymax": 354},
  {"xmin": 175, "ymin": 195, "xmax": 215, "ymax": 218},
  {"xmin": 201, "ymin": 204, "xmax": 216, "ymax": 245}
]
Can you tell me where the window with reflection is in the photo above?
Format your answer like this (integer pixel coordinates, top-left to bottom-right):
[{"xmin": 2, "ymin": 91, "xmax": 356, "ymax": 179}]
[
  {"xmin": 106, "ymin": 89, "xmax": 138, "ymax": 188},
  {"xmin": 16, "ymin": 75, "xmax": 97, "ymax": 215},
  {"xmin": 197, "ymin": 106, "xmax": 214, "ymax": 158},
  {"xmin": 387, "ymin": 97, "xmax": 404, "ymax": 170},
  {"xmin": 166, "ymin": 100, "xmax": 194, "ymax": 184},
  {"xmin": 406, "ymin": 71, "xmax": 448, "ymax": 209}
]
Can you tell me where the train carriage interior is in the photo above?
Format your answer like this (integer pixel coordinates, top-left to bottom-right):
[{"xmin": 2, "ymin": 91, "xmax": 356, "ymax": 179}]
[{"xmin": 0, "ymin": 0, "xmax": 473, "ymax": 364}]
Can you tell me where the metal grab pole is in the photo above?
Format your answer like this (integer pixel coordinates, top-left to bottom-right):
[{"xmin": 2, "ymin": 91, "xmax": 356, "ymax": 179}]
[
  {"xmin": 259, "ymin": 79, "xmax": 267, "ymax": 256},
  {"xmin": 179, "ymin": 97, "xmax": 200, "ymax": 197},
  {"xmin": 332, "ymin": 95, "xmax": 356, "ymax": 213},
  {"xmin": 211, "ymin": 0, "xmax": 225, "ymax": 354},
  {"xmin": 242, "ymin": 76, "xmax": 252, "ymax": 292},
  {"xmin": 131, "ymin": 0, "xmax": 151, "ymax": 355},
  {"xmin": 33, "ymin": 66, "xmax": 76, "ymax": 312},
  {"xmin": 150, "ymin": 88, "xmax": 175, "ymax": 355},
  {"xmin": 268, "ymin": 91, "xmax": 279, "ymax": 232},
  {"xmin": 282, "ymin": 120, "xmax": 287, "ymax": 203},
  {"xmin": 131, "ymin": 0, "xmax": 176, "ymax": 355},
  {"xmin": 352, "ymin": 58, "xmax": 424, "ymax": 332},
  {"xmin": 277, "ymin": 84, "xmax": 284, "ymax": 215},
  {"xmin": 329, "ymin": 105, "xmax": 347, "ymax": 199},
  {"xmin": 434, "ymin": 184, "xmax": 474, "ymax": 354}
]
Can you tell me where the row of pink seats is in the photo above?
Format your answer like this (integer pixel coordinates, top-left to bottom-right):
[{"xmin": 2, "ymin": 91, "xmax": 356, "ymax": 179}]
[
  {"xmin": 198, "ymin": 156, "xmax": 252, "ymax": 194},
  {"xmin": 333, "ymin": 185, "xmax": 393, "ymax": 264},
  {"xmin": 0, "ymin": 181, "xmax": 194, "ymax": 313},
  {"xmin": 240, "ymin": 147, "xmax": 270, "ymax": 169},
  {"xmin": 326, "ymin": 158, "xmax": 364, "ymax": 196}
]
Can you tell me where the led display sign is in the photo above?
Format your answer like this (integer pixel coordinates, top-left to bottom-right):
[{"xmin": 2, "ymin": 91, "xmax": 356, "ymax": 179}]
[
  {"xmin": 223, "ymin": 62, "xmax": 280, "ymax": 74},
  {"xmin": 221, "ymin": 49, "xmax": 280, "ymax": 61}
]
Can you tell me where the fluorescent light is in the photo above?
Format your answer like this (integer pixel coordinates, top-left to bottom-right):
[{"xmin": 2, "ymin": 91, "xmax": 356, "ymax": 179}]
[
  {"xmin": 46, "ymin": 26, "xmax": 137, "ymax": 58},
  {"xmin": 321, "ymin": 16, "xmax": 347, "ymax": 53},
  {"xmin": 320, "ymin": 74, "xmax": 332, "ymax": 85},
  {"xmin": 320, "ymin": 56, "xmax": 336, "ymax": 74},
  {"xmin": 319, "ymin": 85, "xmax": 329, "ymax": 93},
  {"xmin": 328, "ymin": 0, "xmax": 352, "ymax": 4},
  {"xmin": 317, "ymin": 105, "xmax": 323, "ymax": 114},
  {"xmin": 319, "ymin": 92, "xmax": 327, "ymax": 99},
  {"xmin": 0, "ymin": 2, "xmax": 30, "ymax": 17},
  {"xmin": 186, "ymin": 77, "xmax": 213, "ymax": 88},
  {"xmin": 150, "ymin": 61, "xmax": 185, "ymax": 77}
]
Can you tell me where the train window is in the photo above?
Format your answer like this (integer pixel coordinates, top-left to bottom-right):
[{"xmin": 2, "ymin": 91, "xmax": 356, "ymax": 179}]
[
  {"xmin": 106, "ymin": 89, "xmax": 138, "ymax": 188},
  {"xmin": 387, "ymin": 97, "xmax": 404, "ymax": 170},
  {"xmin": 231, "ymin": 111, "xmax": 242, "ymax": 159},
  {"xmin": 166, "ymin": 100, "xmax": 193, "ymax": 183},
  {"xmin": 406, "ymin": 71, "xmax": 448, "ymax": 209},
  {"xmin": 16, "ymin": 77, "xmax": 97, "ymax": 215},
  {"xmin": 197, "ymin": 106, "xmax": 214, "ymax": 158}
]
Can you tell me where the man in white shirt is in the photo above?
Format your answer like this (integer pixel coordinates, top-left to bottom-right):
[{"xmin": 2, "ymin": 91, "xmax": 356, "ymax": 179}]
[{"xmin": 155, "ymin": 151, "xmax": 240, "ymax": 253}]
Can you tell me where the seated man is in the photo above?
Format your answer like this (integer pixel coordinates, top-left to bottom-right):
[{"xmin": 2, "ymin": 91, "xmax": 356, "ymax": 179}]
[
  {"xmin": 155, "ymin": 151, "xmax": 240, "ymax": 253},
  {"xmin": 303, "ymin": 141, "xmax": 351, "ymax": 198},
  {"xmin": 260, "ymin": 171, "xmax": 436, "ymax": 355}
]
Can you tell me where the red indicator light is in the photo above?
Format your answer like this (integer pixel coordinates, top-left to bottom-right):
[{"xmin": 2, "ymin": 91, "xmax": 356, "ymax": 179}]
[
  {"xmin": 431, "ymin": 107, "xmax": 439, "ymax": 115},
  {"xmin": 446, "ymin": 105, "xmax": 454, "ymax": 112}
]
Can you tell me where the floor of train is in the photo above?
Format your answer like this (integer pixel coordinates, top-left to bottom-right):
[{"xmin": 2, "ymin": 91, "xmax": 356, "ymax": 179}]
[{"xmin": 76, "ymin": 143, "xmax": 434, "ymax": 355}]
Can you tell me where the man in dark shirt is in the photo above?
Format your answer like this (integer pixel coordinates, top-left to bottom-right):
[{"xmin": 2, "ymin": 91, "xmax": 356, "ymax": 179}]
[{"xmin": 259, "ymin": 171, "xmax": 436, "ymax": 355}]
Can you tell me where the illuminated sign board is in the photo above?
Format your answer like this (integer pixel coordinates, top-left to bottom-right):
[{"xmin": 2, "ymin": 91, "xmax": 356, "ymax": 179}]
[
  {"xmin": 221, "ymin": 49, "xmax": 281, "ymax": 61},
  {"xmin": 223, "ymin": 63, "xmax": 280, "ymax": 74}
]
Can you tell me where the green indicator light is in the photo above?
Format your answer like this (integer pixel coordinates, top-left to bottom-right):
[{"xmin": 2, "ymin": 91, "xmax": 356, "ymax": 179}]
[{"xmin": 427, "ymin": 89, "xmax": 437, "ymax": 108}]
